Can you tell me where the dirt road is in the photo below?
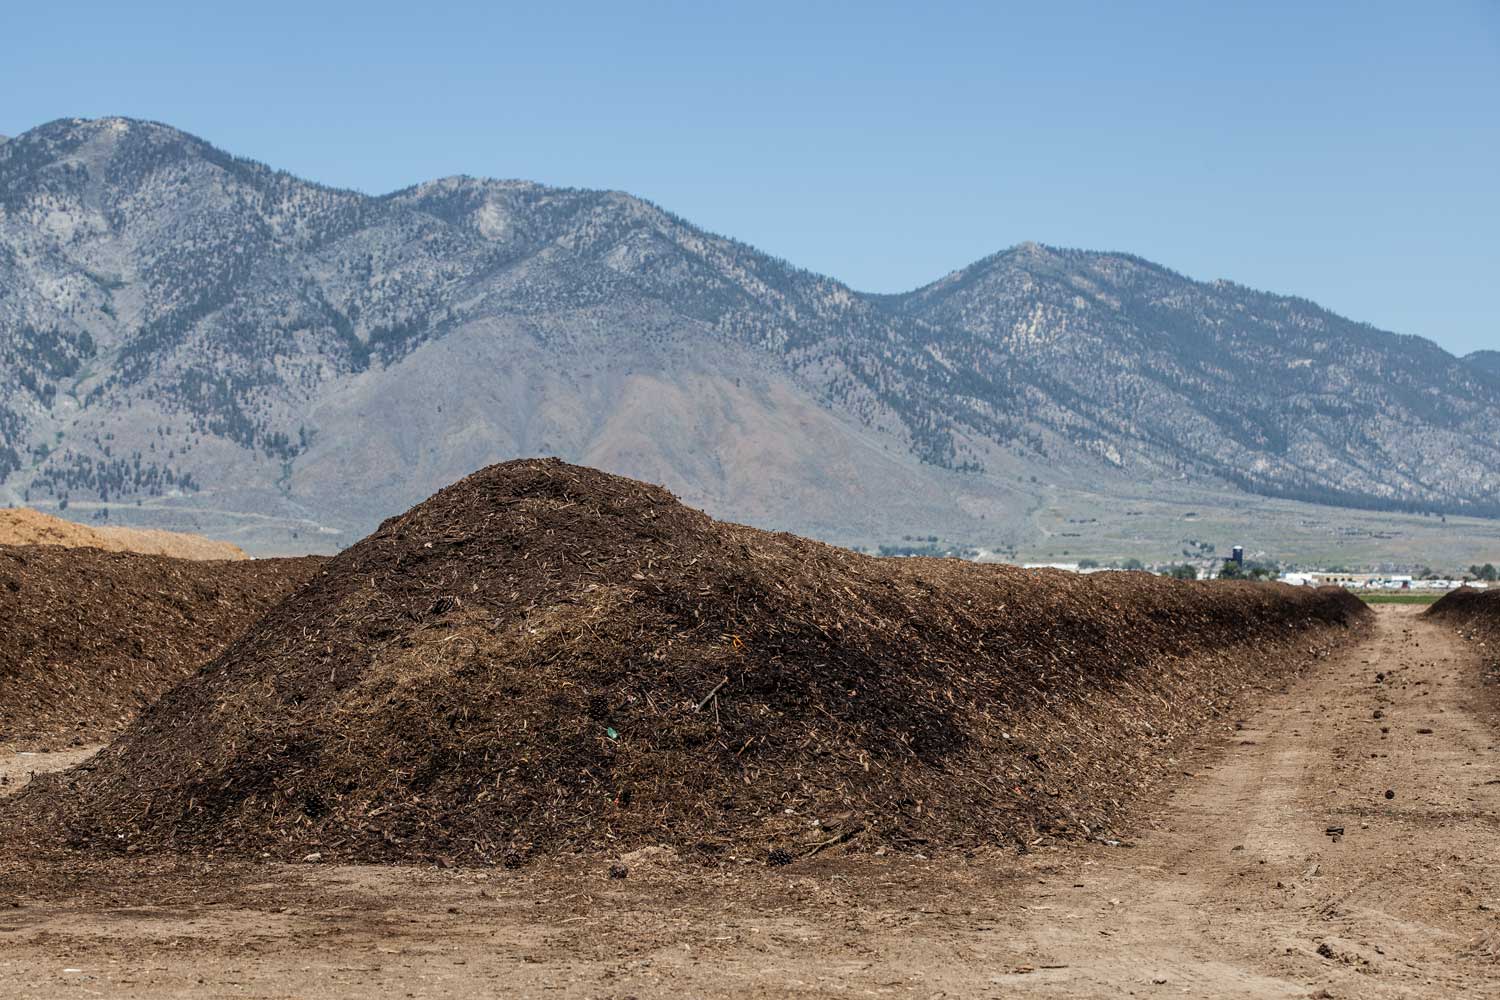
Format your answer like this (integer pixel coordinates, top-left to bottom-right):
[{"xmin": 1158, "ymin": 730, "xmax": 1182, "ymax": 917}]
[
  {"xmin": 1, "ymin": 604, "xmax": 1495, "ymax": 998},
  {"xmin": 980, "ymin": 602, "xmax": 1499, "ymax": 997}
]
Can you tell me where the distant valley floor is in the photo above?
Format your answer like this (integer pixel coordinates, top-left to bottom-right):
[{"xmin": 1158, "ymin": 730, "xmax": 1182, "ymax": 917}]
[{"xmin": 26, "ymin": 466, "xmax": 1500, "ymax": 571}]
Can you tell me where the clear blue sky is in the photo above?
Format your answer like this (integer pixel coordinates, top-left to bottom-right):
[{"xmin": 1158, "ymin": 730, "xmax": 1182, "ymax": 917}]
[{"xmin": 5, "ymin": 1, "xmax": 1497, "ymax": 355}]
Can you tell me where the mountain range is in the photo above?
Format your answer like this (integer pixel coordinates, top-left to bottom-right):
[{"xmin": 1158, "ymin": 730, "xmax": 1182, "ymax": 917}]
[{"xmin": 2, "ymin": 116, "xmax": 1497, "ymax": 554}]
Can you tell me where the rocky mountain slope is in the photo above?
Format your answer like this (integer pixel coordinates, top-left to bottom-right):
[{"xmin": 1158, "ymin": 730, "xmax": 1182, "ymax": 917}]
[
  {"xmin": 891, "ymin": 248, "xmax": 1500, "ymax": 511},
  {"xmin": 2, "ymin": 116, "xmax": 1497, "ymax": 552}
]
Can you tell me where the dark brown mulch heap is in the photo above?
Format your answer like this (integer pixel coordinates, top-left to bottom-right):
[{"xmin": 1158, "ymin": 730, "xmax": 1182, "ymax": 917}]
[
  {"xmin": 0, "ymin": 546, "xmax": 325, "ymax": 743},
  {"xmin": 1426, "ymin": 586, "xmax": 1500, "ymax": 681},
  {"xmin": 1426, "ymin": 586, "xmax": 1500, "ymax": 629},
  {"xmin": 3, "ymin": 459, "xmax": 1367, "ymax": 864}
]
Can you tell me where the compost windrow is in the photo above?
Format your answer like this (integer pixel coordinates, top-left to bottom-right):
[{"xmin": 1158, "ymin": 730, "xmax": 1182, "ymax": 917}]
[
  {"xmin": 3, "ymin": 459, "xmax": 1367, "ymax": 863},
  {"xmin": 0, "ymin": 546, "xmax": 324, "ymax": 742}
]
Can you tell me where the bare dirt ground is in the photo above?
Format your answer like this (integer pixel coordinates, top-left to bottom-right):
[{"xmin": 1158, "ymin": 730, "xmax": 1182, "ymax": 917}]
[
  {"xmin": 0, "ymin": 745, "xmax": 103, "ymax": 794},
  {"xmin": 1, "ymin": 604, "xmax": 1495, "ymax": 999}
]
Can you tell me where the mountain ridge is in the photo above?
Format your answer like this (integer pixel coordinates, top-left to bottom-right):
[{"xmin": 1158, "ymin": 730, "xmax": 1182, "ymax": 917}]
[
  {"xmin": 2, "ymin": 116, "xmax": 1497, "ymax": 553},
  {"xmin": 1465, "ymin": 350, "xmax": 1500, "ymax": 376}
]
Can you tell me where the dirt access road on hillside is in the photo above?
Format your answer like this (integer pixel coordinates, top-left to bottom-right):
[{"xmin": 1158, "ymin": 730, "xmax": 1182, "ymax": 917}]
[{"xmin": 1, "ymin": 604, "xmax": 1495, "ymax": 998}]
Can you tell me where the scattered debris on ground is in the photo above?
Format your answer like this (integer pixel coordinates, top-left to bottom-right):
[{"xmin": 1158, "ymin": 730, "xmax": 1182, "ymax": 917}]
[
  {"xmin": 0, "ymin": 545, "xmax": 324, "ymax": 742},
  {"xmin": 1, "ymin": 459, "xmax": 1367, "ymax": 864}
]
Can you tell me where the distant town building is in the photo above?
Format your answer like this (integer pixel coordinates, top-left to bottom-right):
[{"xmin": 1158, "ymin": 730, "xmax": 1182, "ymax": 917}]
[{"xmin": 1276, "ymin": 572, "xmax": 1470, "ymax": 591}]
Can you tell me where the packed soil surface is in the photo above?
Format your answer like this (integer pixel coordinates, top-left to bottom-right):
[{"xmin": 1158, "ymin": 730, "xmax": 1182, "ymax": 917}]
[
  {"xmin": 0, "ymin": 545, "xmax": 325, "ymax": 745},
  {"xmin": 0, "ymin": 604, "xmax": 1492, "ymax": 999},
  {"xmin": 1, "ymin": 459, "xmax": 1365, "ymax": 864},
  {"xmin": 0, "ymin": 507, "xmax": 247, "ymax": 560}
]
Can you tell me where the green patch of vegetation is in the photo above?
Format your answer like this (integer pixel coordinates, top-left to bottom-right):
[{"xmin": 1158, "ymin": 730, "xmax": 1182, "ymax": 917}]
[{"xmin": 1358, "ymin": 592, "xmax": 1442, "ymax": 605}]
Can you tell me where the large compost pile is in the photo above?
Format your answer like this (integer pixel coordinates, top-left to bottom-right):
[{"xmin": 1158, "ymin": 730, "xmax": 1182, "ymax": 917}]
[
  {"xmin": 5, "ymin": 459, "xmax": 1366, "ymax": 863},
  {"xmin": 0, "ymin": 546, "xmax": 324, "ymax": 742}
]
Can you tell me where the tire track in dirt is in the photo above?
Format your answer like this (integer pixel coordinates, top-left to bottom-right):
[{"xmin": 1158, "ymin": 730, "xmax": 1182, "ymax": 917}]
[{"xmin": 986, "ymin": 603, "xmax": 1499, "ymax": 998}]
